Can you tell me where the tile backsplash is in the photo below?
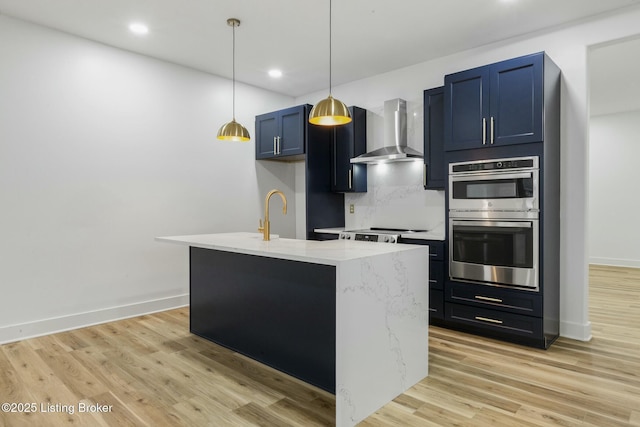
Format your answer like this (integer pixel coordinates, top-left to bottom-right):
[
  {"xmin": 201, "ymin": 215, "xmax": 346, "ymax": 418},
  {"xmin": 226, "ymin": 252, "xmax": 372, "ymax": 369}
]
[{"xmin": 344, "ymin": 161, "xmax": 445, "ymax": 232}]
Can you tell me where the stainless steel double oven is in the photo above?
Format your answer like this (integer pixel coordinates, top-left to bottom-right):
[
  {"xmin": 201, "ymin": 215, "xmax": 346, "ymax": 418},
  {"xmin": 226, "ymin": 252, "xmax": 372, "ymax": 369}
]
[{"xmin": 448, "ymin": 156, "xmax": 539, "ymax": 291}]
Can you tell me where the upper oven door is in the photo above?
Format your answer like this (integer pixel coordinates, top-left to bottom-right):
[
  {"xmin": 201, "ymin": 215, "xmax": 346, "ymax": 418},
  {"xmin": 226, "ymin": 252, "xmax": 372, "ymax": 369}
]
[{"xmin": 449, "ymin": 168, "xmax": 539, "ymax": 214}]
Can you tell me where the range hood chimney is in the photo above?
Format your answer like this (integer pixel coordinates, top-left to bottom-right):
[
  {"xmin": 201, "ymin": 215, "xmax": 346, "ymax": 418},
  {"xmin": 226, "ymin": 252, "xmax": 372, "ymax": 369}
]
[{"xmin": 350, "ymin": 98, "xmax": 423, "ymax": 164}]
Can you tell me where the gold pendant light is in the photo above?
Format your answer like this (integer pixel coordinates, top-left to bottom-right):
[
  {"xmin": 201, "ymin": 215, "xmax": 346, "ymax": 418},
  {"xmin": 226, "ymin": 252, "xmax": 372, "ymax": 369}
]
[
  {"xmin": 309, "ymin": 0, "xmax": 351, "ymax": 126},
  {"xmin": 217, "ymin": 18, "xmax": 250, "ymax": 142}
]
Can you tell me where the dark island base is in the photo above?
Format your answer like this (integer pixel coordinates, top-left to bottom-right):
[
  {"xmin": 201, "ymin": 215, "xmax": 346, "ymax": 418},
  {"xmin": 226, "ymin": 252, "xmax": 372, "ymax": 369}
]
[{"xmin": 189, "ymin": 247, "xmax": 337, "ymax": 393}]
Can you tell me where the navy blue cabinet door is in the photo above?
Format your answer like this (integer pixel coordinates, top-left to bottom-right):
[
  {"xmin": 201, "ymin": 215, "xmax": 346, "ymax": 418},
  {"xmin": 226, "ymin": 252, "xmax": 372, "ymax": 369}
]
[
  {"xmin": 331, "ymin": 106, "xmax": 367, "ymax": 193},
  {"xmin": 279, "ymin": 105, "xmax": 306, "ymax": 157},
  {"xmin": 332, "ymin": 124, "xmax": 351, "ymax": 191},
  {"xmin": 444, "ymin": 66, "xmax": 490, "ymax": 151},
  {"xmin": 490, "ymin": 53, "xmax": 543, "ymax": 146},
  {"xmin": 255, "ymin": 105, "xmax": 306, "ymax": 159},
  {"xmin": 444, "ymin": 53, "xmax": 544, "ymax": 151},
  {"xmin": 255, "ymin": 112, "xmax": 279, "ymax": 158},
  {"xmin": 423, "ymin": 87, "xmax": 446, "ymax": 189}
]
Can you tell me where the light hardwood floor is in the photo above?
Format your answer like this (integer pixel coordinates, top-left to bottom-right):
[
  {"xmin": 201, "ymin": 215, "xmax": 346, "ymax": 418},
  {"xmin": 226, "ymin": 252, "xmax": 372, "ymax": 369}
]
[{"xmin": 1, "ymin": 265, "xmax": 639, "ymax": 426}]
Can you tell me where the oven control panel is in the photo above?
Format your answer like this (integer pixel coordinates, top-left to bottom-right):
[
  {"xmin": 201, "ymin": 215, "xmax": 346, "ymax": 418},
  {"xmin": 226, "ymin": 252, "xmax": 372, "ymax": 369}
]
[{"xmin": 450, "ymin": 156, "xmax": 538, "ymax": 173}]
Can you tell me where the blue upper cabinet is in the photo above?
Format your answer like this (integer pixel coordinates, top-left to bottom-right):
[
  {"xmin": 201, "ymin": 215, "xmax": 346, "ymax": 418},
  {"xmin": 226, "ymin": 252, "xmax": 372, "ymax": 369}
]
[
  {"xmin": 491, "ymin": 54, "xmax": 544, "ymax": 146},
  {"xmin": 444, "ymin": 67, "xmax": 490, "ymax": 151},
  {"xmin": 444, "ymin": 53, "xmax": 544, "ymax": 151},
  {"xmin": 256, "ymin": 105, "xmax": 308, "ymax": 160},
  {"xmin": 256, "ymin": 111, "xmax": 278, "ymax": 158},
  {"xmin": 331, "ymin": 106, "xmax": 367, "ymax": 193},
  {"xmin": 423, "ymin": 87, "xmax": 446, "ymax": 190}
]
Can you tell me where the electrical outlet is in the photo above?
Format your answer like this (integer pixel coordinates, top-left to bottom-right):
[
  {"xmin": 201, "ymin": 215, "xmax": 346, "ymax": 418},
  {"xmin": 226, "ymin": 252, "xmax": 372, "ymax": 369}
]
[{"xmin": 349, "ymin": 204, "xmax": 355, "ymax": 214}]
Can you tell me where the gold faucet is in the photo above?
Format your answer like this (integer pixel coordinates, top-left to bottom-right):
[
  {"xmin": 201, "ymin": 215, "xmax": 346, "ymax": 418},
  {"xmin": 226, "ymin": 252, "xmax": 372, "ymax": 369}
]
[{"xmin": 258, "ymin": 189, "xmax": 287, "ymax": 241}]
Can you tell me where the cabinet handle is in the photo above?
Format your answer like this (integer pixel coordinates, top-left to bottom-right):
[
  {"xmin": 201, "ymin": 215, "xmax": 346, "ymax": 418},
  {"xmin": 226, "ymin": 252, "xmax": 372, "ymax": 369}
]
[
  {"xmin": 482, "ymin": 118, "xmax": 487, "ymax": 145},
  {"xmin": 348, "ymin": 169, "xmax": 352, "ymax": 189},
  {"xmin": 490, "ymin": 117, "xmax": 495, "ymax": 145},
  {"xmin": 273, "ymin": 137, "xmax": 277, "ymax": 155},
  {"xmin": 428, "ymin": 279, "xmax": 437, "ymax": 284},
  {"xmin": 277, "ymin": 136, "xmax": 281, "ymax": 154},
  {"xmin": 423, "ymin": 164, "xmax": 428, "ymax": 188},
  {"xmin": 475, "ymin": 295, "xmax": 503, "ymax": 303},
  {"xmin": 475, "ymin": 316, "xmax": 503, "ymax": 325}
]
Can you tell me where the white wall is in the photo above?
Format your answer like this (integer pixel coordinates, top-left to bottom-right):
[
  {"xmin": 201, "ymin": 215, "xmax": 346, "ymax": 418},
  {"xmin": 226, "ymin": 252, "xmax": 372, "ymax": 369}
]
[
  {"xmin": 589, "ymin": 110, "xmax": 640, "ymax": 267},
  {"xmin": 0, "ymin": 15, "xmax": 293, "ymax": 343},
  {"xmin": 297, "ymin": 5, "xmax": 640, "ymax": 341}
]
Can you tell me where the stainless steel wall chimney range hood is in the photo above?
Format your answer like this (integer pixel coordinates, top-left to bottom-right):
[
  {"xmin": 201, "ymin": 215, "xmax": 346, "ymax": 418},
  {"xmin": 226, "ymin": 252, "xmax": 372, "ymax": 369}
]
[{"xmin": 350, "ymin": 98, "xmax": 423, "ymax": 164}]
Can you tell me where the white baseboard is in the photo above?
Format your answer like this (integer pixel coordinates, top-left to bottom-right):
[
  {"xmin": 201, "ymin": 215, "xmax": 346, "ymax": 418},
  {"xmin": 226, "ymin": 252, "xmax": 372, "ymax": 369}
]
[
  {"xmin": 560, "ymin": 319, "xmax": 592, "ymax": 342},
  {"xmin": 590, "ymin": 257, "xmax": 640, "ymax": 269},
  {"xmin": 0, "ymin": 295, "xmax": 598, "ymax": 345},
  {"xmin": 0, "ymin": 294, "xmax": 189, "ymax": 345}
]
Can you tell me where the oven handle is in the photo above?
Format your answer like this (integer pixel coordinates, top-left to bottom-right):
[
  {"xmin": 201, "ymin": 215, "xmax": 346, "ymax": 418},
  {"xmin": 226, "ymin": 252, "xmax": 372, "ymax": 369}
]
[
  {"xmin": 450, "ymin": 171, "xmax": 533, "ymax": 182},
  {"xmin": 452, "ymin": 220, "xmax": 533, "ymax": 228}
]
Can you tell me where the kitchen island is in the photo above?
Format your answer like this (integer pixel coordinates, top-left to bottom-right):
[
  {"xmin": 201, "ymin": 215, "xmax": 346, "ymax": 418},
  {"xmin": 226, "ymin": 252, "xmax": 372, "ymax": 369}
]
[{"xmin": 156, "ymin": 232, "xmax": 429, "ymax": 426}]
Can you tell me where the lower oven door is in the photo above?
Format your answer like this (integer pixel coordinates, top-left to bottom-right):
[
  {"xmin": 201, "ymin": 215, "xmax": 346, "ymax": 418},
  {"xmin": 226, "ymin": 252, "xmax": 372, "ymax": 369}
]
[{"xmin": 449, "ymin": 219, "xmax": 539, "ymax": 290}]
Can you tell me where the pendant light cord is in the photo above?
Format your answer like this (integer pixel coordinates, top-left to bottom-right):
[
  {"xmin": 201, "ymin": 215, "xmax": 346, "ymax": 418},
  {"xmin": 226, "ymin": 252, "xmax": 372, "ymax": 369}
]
[
  {"xmin": 232, "ymin": 21, "xmax": 236, "ymax": 120},
  {"xmin": 329, "ymin": 0, "xmax": 332, "ymax": 96}
]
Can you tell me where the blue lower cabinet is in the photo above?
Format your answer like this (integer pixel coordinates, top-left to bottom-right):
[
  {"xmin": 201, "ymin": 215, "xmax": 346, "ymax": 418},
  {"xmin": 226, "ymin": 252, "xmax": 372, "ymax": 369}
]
[
  {"xmin": 446, "ymin": 281, "xmax": 542, "ymax": 316},
  {"xmin": 399, "ymin": 239, "xmax": 445, "ymax": 322},
  {"xmin": 429, "ymin": 261, "xmax": 444, "ymax": 291},
  {"xmin": 443, "ymin": 281, "xmax": 555, "ymax": 348},
  {"xmin": 445, "ymin": 303, "xmax": 546, "ymax": 347},
  {"xmin": 430, "ymin": 290, "xmax": 444, "ymax": 320}
]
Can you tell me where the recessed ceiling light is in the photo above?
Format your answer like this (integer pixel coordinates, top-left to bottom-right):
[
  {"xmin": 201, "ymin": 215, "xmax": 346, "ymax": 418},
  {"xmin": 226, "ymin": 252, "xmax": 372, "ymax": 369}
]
[
  {"xmin": 129, "ymin": 22, "xmax": 149, "ymax": 35},
  {"xmin": 268, "ymin": 69, "xmax": 283, "ymax": 78}
]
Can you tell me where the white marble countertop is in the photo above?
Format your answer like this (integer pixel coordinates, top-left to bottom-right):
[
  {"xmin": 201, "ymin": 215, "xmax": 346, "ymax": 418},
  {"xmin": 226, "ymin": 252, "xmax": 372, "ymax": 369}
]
[
  {"xmin": 400, "ymin": 229, "xmax": 445, "ymax": 241},
  {"xmin": 156, "ymin": 232, "xmax": 428, "ymax": 266},
  {"xmin": 313, "ymin": 226, "xmax": 445, "ymax": 241}
]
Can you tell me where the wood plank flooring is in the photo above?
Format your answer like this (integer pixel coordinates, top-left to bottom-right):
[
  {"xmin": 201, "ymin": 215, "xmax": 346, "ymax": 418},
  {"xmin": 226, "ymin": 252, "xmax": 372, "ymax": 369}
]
[{"xmin": 1, "ymin": 265, "xmax": 639, "ymax": 426}]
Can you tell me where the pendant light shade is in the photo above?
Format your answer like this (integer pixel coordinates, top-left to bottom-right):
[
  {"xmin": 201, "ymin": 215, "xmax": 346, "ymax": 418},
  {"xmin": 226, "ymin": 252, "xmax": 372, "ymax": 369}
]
[
  {"xmin": 217, "ymin": 119, "xmax": 250, "ymax": 141},
  {"xmin": 309, "ymin": 0, "xmax": 351, "ymax": 126},
  {"xmin": 218, "ymin": 18, "xmax": 250, "ymax": 142},
  {"xmin": 309, "ymin": 95, "xmax": 351, "ymax": 126}
]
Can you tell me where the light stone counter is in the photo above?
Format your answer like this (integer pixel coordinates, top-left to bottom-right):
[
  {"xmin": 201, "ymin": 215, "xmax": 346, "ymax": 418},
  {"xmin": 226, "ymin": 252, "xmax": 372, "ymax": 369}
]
[
  {"xmin": 399, "ymin": 228, "xmax": 445, "ymax": 241},
  {"xmin": 314, "ymin": 227, "xmax": 345, "ymax": 235},
  {"xmin": 157, "ymin": 232, "xmax": 428, "ymax": 265},
  {"xmin": 157, "ymin": 232, "xmax": 429, "ymax": 426}
]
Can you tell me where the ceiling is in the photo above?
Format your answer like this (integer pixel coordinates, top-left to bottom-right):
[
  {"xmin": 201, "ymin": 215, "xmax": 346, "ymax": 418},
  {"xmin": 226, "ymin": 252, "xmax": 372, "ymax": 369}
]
[{"xmin": 1, "ymin": 0, "xmax": 640, "ymax": 97}]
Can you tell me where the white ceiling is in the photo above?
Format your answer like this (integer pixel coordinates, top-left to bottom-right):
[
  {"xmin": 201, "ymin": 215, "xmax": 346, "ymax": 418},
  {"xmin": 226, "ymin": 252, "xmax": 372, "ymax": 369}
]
[{"xmin": 1, "ymin": 0, "xmax": 640, "ymax": 97}]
